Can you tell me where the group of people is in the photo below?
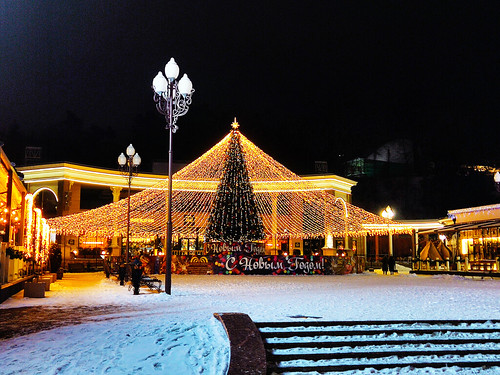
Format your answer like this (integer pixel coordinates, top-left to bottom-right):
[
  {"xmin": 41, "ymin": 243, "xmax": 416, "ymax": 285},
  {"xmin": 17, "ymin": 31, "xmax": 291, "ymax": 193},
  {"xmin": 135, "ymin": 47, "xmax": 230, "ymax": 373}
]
[
  {"xmin": 103, "ymin": 251, "xmax": 158, "ymax": 295},
  {"xmin": 381, "ymin": 255, "xmax": 397, "ymax": 275},
  {"xmin": 110, "ymin": 256, "xmax": 144, "ymax": 295}
]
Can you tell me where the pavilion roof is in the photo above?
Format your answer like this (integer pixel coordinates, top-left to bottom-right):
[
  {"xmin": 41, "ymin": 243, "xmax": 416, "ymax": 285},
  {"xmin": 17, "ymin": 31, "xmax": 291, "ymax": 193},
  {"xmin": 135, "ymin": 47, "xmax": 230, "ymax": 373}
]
[{"xmin": 47, "ymin": 127, "xmax": 411, "ymax": 239}]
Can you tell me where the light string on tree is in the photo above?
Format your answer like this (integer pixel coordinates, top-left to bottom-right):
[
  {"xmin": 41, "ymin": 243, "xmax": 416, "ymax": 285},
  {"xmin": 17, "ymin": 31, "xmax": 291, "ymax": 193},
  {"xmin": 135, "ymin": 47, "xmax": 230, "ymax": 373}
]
[{"xmin": 205, "ymin": 122, "xmax": 265, "ymax": 243}]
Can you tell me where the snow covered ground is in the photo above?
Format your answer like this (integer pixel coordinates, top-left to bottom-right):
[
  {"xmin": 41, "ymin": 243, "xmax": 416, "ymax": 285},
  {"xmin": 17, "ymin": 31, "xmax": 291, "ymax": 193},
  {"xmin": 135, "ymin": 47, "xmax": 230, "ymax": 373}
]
[{"xmin": 0, "ymin": 269, "xmax": 499, "ymax": 374}]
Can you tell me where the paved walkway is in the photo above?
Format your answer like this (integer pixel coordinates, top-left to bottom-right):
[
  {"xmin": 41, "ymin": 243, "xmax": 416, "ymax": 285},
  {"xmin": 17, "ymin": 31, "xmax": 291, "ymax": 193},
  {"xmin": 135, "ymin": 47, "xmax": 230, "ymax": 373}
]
[
  {"xmin": 0, "ymin": 272, "xmax": 146, "ymax": 340},
  {"xmin": 0, "ymin": 305, "xmax": 127, "ymax": 340}
]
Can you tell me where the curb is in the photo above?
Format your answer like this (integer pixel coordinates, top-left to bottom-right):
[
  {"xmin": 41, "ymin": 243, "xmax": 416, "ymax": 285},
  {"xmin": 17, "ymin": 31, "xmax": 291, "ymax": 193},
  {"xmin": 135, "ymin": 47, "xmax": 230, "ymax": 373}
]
[{"xmin": 214, "ymin": 313, "xmax": 267, "ymax": 375}]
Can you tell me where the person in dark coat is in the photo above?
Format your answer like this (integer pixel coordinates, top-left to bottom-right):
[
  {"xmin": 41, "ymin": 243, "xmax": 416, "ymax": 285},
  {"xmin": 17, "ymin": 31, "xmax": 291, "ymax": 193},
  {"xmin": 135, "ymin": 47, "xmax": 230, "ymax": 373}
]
[
  {"xmin": 118, "ymin": 258, "xmax": 126, "ymax": 285},
  {"xmin": 131, "ymin": 258, "xmax": 143, "ymax": 295},
  {"xmin": 388, "ymin": 256, "xmax": 396, "ymax": 275},
  {"xmin": 381, "ymin": 255, "xmax": 389, "ymax": 275},
  {"xmin": 104, "ymin": 258, "xmax": 111, "ymax": 279}
]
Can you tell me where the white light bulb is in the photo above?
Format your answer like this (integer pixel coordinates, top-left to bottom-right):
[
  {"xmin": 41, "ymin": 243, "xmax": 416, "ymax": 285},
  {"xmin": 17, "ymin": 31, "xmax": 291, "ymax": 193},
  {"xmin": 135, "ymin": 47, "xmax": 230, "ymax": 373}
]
[
  {"xmin": 178, "ymin": 74, "xmax": 193, "ymax": 96},
  {"xmin": 165, "ymin": 57, "xmax": 180, "ymax": 80},
  {"xmin": 152, "ymin": 71, "xmax": 167, "ymax": 93},
  {"xmin": 133, "ymin": 153, "xmax": 141, "ymax": 167},
  {"xmin": 118, "ymin": 153, "xmax": 126, "ymax": 166},
  {"xmin": 126, "ymin": 144, "xmax": 135, "ymax": 157}
]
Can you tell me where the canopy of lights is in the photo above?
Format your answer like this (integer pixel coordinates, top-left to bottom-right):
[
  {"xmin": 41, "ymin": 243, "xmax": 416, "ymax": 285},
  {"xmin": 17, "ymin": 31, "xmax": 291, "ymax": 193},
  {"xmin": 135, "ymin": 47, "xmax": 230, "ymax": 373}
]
[{"xmin": 47, "ymin": 124, "xmax": 412, "ymax": 240}]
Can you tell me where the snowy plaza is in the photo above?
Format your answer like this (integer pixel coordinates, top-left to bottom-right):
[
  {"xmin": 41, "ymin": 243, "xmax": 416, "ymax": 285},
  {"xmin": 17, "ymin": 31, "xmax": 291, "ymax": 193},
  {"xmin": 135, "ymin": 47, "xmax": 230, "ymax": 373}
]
[
  {"xmin": 3, "ymin": 3, "xmax": 500, "ymax": 374},
  {"xmin": 1, "ymin": 270, "xmax": 499, "ymax": 374}
]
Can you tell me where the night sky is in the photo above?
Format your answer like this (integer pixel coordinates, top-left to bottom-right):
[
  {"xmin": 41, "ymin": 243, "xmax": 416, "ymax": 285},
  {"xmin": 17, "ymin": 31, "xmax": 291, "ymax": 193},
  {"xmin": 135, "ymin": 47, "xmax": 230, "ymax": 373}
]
[{"xmin": 1, "ymin": 1, "xmax": 499, "ymax": 175}]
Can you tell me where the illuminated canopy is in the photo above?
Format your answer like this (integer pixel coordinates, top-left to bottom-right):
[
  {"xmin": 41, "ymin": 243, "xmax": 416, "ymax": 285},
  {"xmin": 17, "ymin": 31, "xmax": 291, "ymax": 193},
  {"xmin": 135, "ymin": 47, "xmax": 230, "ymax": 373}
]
[{"xmin": 47, "ymin": 124, "xmax": 410, "ymax": 239}]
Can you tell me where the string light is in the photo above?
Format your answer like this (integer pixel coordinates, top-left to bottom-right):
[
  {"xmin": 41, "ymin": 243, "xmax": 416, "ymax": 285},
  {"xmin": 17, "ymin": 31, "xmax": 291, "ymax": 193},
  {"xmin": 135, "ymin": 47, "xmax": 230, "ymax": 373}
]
[
  {"xmin": 0, "ymin": 162, "xmax": 50, "ymax": 263},
  {"xmin": 25, "ymin": 194, "xmax": 34, "ymax": 257},
  {"xmin": 47, "ymin": 127, "xmax": 413, "ymax": 238},
  {"xmin": 205, "ymin": 125, "xmax": 265, "ymax": 242},
  {"xmin": 21, "ymin": 193, "xmax": 50, "ymax": 262}
]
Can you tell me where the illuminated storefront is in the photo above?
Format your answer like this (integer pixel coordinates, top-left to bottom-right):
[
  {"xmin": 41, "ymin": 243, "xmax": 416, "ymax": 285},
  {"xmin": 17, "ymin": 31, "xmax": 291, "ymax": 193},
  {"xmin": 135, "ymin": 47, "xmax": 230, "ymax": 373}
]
[
  {"xmin": 448, "ymin": 205, "xmax": 499, "ymax": 269},
  {"xmin": 418, "ymin": 204, "xmax": 500, "ymax": 272},
  {"xmin": 1, "ymin": 147, "xmax": 50, "ymax": 296}
]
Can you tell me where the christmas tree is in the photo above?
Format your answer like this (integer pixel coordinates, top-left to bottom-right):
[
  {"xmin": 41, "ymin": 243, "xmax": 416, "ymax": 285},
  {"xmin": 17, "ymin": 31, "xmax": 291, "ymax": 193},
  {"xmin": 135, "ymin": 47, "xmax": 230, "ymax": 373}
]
[{"xmin": 205, "ymin": 120, "xmax": 266, "ymax": 243}]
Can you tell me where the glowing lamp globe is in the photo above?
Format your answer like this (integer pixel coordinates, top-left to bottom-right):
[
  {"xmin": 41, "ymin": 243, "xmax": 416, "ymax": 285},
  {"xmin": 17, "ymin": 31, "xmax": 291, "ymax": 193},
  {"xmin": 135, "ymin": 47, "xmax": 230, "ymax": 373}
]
[
  {"xmin": 165, "ymin": 57, "xmax": 180, "ymax": 81},
  {"xmin": 132, "ymin": 153, "xmax": 141, "ymax": 167},
  {"xmin": 152, "ymin": 72, "xmax": 167, "ymax": 94},
  {"xmin": 118, "ymin": 153, "xmax": 126, "ymax": 166},
  {"xmin": 178, "ymin": 74, "xmax": 193, "ymax": 96},
  {"xmin": 126, "ymin": 144, "xmax": 135, "ymax": 157}
]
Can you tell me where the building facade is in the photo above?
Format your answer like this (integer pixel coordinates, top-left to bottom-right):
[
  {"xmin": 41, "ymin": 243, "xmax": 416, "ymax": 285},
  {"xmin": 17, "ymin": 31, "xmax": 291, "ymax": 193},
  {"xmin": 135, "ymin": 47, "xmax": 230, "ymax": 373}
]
[
  {"xmin": 1, "ymin": 147, "xmax": 50, "ymax": 302},
  {"xmin": 438, "ymin": 204, "xmax": 500, "ymax": 270}
]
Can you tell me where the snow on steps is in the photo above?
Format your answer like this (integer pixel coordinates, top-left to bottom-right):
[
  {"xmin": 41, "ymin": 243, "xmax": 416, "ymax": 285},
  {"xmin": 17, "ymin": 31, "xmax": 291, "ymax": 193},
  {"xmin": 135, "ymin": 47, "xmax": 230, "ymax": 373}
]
[{"xmin": 255, "ymin": 319, "xmax": 500, "ymax": 374}]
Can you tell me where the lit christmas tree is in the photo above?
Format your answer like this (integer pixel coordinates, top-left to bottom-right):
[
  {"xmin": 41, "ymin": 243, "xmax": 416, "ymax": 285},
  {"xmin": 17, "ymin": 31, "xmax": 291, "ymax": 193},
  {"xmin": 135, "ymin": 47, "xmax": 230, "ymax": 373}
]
[{"xmin": 205, "ymin": 119, "xmax": 266, "ymax": 243}]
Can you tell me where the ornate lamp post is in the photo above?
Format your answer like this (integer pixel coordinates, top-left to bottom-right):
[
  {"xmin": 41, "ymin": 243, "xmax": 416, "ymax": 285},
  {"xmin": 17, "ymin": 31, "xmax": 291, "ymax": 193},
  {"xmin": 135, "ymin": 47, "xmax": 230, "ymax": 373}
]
[
  {"xmin": 381, "ymin": 205, "xmax": 395, "ymax": 257},
  {"xmin": 152, "ymin": 58, "xmax": 194, "ymax": 294},
  {"xmin": 494, "ymin": 171, "xmax": 500, "ymax": 192},
  {"xmin": 118, "ymin": 144, "xmax": 141, "ymax": 264}
]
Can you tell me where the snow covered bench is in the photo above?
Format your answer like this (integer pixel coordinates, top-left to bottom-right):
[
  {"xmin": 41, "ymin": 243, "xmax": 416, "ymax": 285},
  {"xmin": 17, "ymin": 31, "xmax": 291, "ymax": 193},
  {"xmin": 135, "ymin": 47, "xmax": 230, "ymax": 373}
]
[
  {"xmin": 141, "ymin": 276, "xmax": 162, "ymax": 292},
  {"xmin": 128, "ymin": 275, "xmax": 162, "ymax": 292}
]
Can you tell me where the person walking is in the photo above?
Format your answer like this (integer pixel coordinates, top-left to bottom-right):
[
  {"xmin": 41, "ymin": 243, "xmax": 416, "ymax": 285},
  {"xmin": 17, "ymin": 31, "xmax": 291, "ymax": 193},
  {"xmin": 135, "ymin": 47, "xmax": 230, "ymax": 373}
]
[
  {"xmin": 381, "ymin": 255, "xmax": 389, "ymax": 275},
  {"xmin": 388, "ymin": 255, "xmax": 396, "ymax": 275},
  {"xmin": 118, "ymin": 258, "xmax": 126, "ymax": 286},
  {"xmin": 131, "ymin": 257, "xmax": 143, "ymax": 295}
]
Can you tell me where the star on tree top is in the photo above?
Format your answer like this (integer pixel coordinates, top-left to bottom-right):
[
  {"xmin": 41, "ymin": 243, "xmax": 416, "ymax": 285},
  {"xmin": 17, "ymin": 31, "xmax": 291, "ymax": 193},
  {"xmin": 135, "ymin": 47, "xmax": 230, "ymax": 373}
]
[{"xmin": 231, "ymin": 117, "xmax": 240, "ymax": 129}]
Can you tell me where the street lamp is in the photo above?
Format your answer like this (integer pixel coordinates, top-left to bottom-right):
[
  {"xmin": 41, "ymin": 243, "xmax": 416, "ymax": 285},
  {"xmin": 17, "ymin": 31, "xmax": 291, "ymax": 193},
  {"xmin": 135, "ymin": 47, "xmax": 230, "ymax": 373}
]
[
  {"xmin": 494, "ymin": 171, "xmax": 500, "ymax": 192},
  {"xmin": 334, "ymin": 197, "xmax": 349, "ymax": 250},
  {"xmin": 381, "ymin": 205, "xmax": 395, "ymax": 257},
  {"xmin": 152, "ymin": 57, "xmax": 194, "ymax": 294},
  {"xmin": 118, "ymin": 144, "xmax": 141, "ymax": 265},
  {"xmin": 381, "ymin": 205, "xmax": 395, "ymax": 219}
]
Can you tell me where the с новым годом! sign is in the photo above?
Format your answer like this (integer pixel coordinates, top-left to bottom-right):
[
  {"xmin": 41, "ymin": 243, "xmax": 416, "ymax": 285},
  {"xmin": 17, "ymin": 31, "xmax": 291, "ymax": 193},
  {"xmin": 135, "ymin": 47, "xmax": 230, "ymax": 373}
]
[
  {"xmin": 215, "ymin": 253, "xmax": 328, "ymax": 275},
  {"xmin": 172, "ymin": 253, "xmax": 356, "ymax": 275}
]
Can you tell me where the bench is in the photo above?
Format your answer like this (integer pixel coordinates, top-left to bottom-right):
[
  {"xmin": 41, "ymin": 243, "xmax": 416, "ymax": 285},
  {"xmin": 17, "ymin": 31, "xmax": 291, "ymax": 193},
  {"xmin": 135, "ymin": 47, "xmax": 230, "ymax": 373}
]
[
  {"xmin": 141, "ymin": 276, "xmax": 162, "ymax": 292},
  {"xmin": 128, "ymin": 275, "xmax": 162, "ymax": 292},
  {"xmin": 68, "ymin": 263, "xmax": 86, "ymax": 272}
]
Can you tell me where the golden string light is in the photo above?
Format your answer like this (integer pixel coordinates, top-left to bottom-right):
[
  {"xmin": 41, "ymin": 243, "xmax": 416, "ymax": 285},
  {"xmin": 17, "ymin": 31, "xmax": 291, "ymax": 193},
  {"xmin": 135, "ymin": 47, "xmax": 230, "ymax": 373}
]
[
  {"xmin": 47, "ymin": 128, "xmax": 413, "ymax": 238},
  {"xmin": 25, "ymin": 194, "xmax": 34, "ymax": 257},
  {"xmin": 22, "ymin": 193, "xmax": 51, "ymax": 262}
]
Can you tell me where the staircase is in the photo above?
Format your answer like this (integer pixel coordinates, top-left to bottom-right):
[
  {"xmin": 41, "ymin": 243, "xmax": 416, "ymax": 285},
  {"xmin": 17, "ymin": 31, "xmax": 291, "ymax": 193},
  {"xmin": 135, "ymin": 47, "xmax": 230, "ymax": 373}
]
[{"xmin": 256, "ymin": 319, "xmax": 500, "ymax": 374}]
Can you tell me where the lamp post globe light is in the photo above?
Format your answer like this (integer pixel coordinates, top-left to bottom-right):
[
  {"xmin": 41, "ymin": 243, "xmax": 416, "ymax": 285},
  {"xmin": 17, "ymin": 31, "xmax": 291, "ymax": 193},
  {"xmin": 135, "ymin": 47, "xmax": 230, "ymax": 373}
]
[
  {"xmin": 118, "ymin": 144, "xmax": 141, "ymax": 265},
  {"xmin": 152, "ymin": 57, "xmax": 194, "ymax": 294},
  {"xmin": 381, "ymin": 205, "xmax": 395, "ymax": 220},
  {"xmin": 494, "ymin": 171, "xmax": 500, "ymax": 192}
]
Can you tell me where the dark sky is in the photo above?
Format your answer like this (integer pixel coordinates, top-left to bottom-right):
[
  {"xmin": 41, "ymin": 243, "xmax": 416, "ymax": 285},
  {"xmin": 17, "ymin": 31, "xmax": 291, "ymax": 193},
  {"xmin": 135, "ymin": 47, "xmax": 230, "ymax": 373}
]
[{"xmin": 1, "ymin": 1, "xmax": 500, "ymax": 174}]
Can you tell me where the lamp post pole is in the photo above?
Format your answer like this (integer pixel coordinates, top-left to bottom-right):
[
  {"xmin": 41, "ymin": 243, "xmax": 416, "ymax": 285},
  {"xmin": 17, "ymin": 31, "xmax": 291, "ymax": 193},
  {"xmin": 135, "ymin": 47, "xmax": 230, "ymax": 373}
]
[
  {"xmin": 118, "ymin": 144, "xmax": 141, "ymax": 265},
  {"xmin": 152, "ymin": 58, "xmax": 194, "ymax": 294}
]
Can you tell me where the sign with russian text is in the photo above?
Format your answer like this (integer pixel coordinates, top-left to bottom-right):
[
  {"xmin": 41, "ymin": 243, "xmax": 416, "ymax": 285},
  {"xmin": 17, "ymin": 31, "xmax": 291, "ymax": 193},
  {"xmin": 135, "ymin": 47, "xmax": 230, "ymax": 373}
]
[{"xmin": 171, "ymin": 253, "xmax": 355, "ymax": 275}]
